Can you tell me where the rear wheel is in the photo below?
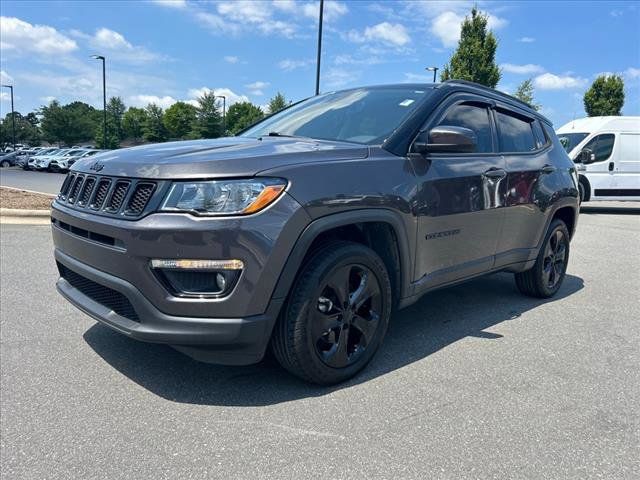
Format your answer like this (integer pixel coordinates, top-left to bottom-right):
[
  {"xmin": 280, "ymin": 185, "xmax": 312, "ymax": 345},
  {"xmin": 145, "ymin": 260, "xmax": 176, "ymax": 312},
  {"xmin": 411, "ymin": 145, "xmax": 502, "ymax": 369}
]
[
  {"xmin": 515, "ymin": 219, "xmax": 570, "ymax": 298},
  {"xmin": 271, "ymin": 241, "xmax": 392, "ymax": 385}
]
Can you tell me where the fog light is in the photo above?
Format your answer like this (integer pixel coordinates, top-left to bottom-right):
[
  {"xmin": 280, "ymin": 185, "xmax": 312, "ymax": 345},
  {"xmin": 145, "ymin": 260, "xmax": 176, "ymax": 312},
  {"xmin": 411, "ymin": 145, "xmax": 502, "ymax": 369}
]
[
  {"xmin": 215, "ymin": 272, "xmax": 227, "ymax": 291},
  {"xmin": 150, "ymin": 259, "xmax": 243, "ymax": 298},
  {"xmin": 150, "ymin": 259, "xmax": 244, "ymax": 270}
]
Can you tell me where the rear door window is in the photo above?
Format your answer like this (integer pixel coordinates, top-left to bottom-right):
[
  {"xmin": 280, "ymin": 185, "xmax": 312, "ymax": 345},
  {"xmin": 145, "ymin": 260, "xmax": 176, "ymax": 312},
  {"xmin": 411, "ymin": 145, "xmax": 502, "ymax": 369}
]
[
  {"xmin": 495, "ymin": 110, "xmax": 536, "ymax": 152},
  {"xmin": 436, "ymin": 103, "xmax": 493, "ymax": 153},
  {"xmin": 532, "ymin": 120, "xmax": 548, "ymax": 149}
]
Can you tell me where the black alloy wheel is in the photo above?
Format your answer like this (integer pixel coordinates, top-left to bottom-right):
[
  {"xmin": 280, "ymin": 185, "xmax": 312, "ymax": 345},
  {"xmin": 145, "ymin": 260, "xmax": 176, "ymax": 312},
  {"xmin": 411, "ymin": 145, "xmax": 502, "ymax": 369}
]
[
  {"xmin": 313, "ymin": 264, "xmax": 382, "ymax": 368},
  {"xmin": 515, "ymin": 218, "xmax": 570, "ymax": 298},
  {"xmin": 271, "ymin": 241, "xmax": 392, "ymax": 385}
]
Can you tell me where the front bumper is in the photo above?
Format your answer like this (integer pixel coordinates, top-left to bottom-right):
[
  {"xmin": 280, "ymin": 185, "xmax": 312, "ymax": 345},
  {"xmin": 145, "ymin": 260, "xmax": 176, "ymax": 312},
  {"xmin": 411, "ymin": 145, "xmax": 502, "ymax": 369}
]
[
  {"xmin": 56, "ymin": 249, "xmax": 283, "ymax": 364},
  {"xmin": 51, "ymin": 193, "xmax": 310, "ymax": 364}
]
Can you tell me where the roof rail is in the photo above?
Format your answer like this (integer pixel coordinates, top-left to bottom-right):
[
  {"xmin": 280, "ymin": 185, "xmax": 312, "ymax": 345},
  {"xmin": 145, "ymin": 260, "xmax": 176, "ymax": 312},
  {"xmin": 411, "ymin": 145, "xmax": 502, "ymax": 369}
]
[{"xmin": 442, "ymin": 79, "xmax": 533, "ymax": 110}]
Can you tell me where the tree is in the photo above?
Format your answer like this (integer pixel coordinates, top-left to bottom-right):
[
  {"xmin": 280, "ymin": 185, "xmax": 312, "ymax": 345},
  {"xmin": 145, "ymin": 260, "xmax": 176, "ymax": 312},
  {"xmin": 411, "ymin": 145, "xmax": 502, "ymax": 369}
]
[
  {"xmin": 513, "ymin": 78, "xmax": 539, "ymax": 110},
  {"xmin": 107, "ymin": 96, "xmax": 127, "ymax": 140},
  {"xmin": 583, "ymin": 74, "xmax": 624, "ymax": 116},
  {"xmin": 226, "ymin": 102, "xmax": 264, "ymax": 135},
  {"xmin": 194, "ymin": 91, "xmax": 222, "ymax": 138},
  {"xmin": 40, "ymin": 100, "xmax": 98, "ymax": 146},
  {"xmin": 0, "ymin": 112, "xmax": 41, "ymax": 146},
  {"xmin": 440, "ymin": 7, "xmax": 500, "ymax": 88},
  {"xmin": 143, "ymin": 103, "xmax": 167, "ymax": 142},
  {"xmin": 163, "ymin": 101, "xmax": 197, "ymax": 139},
  {"xmin": 267, "ymin": 92, "xmax": 288, "ymax": 114},
  {"xmin": 122, "ymin": 107, "xmax": 148, "ymax": 144}
]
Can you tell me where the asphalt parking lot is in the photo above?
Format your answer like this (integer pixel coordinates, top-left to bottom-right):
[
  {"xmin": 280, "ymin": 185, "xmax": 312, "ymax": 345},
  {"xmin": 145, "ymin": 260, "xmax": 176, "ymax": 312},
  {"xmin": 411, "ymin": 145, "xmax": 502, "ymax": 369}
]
[
  {"xmin": 1, "ymin": 209, "xmax": 639, "ymax": 479},
  {"xmin": 0, "ymin": 168, "xmax": 65, "ymax": 195}
]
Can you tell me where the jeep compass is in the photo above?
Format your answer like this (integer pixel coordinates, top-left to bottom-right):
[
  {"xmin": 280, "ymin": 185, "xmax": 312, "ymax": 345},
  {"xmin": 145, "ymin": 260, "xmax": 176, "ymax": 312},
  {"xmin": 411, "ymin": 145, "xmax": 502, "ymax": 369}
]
[{"xmin": 52, "ymin": 80, "xmax": 579, "ymax": 384}]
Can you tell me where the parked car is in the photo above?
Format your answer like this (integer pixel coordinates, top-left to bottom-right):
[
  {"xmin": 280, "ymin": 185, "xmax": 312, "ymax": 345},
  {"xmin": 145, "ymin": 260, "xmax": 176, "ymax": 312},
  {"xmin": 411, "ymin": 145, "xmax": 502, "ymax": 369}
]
[
  {"xmin": 557, "ymin": 116, "xmax": 640, "ymax": 202},
  {"xmin": 26, "ymin": 148, "xmax": 59, "ymax": 170},
  {"xmin": 51, "ymin": 80, "xmax": 579, "ymax": 384},
  {"xmin": 32, "ymin": 148, "xmax": 73, "ymax": 171},
  {"xmin": 0, "ymin": 151, "xmax": 22, "ymax": 167},
  {"xmin": 50, "ymin": 149, "xmax": 102, "ymax": 172}
]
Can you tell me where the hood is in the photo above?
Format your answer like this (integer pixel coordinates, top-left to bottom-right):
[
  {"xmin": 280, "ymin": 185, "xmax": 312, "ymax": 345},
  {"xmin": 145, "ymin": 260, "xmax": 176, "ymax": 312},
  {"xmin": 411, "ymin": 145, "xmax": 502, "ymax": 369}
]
[{"xmin": 71, "ymin": 137, "xmax": 369, "ymax": 179}]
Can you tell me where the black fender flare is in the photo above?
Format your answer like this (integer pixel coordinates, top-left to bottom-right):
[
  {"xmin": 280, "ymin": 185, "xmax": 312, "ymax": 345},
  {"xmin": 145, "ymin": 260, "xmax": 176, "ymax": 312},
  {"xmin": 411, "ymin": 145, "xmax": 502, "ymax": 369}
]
[{"xmin": 270, "ymin": 209, "xmax": 414, "ymax": 304}]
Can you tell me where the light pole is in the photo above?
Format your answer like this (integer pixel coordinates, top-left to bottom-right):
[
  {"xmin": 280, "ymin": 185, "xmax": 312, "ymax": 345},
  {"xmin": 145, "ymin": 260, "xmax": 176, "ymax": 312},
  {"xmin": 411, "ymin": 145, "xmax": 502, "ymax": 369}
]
[
  {"xmin": 2, "ymin": 84, "xmax": 16, "ymax": 151},
  {"xmin": 215, "ymin": 95, "xmax": 226, "ymax": 135},
  {"xmin": 315, "ymin": 0, "xmax": 324, "ymax": 95},
  {"xmin": 426, "ymin": 66, "xmax": 439, "ymax": 83},
  {"xmin": 91, "ymin": 55, "xmax": 107, "ymax": 148}
]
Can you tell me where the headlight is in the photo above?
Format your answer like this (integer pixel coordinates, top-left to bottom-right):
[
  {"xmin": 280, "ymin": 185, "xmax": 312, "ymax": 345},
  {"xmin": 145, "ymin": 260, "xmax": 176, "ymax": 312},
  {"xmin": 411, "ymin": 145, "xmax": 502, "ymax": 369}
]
[{"xmin": 160, "ymin": 178, "xmax": 287, "ymax": 216}]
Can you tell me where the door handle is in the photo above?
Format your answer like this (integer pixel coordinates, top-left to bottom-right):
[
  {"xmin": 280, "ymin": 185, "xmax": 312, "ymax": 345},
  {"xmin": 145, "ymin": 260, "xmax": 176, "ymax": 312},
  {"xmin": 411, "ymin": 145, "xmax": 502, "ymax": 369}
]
[
  {"xmin": 483, "ymin": 168, "xmax": 507, "ymax": 179},
  {"xmin": 608, "ymin": 162, "xmax": 614, "ymax": 172},
  {"xmin": 541, "ymin": 164, "xmax": 557, "ymax": 174}
]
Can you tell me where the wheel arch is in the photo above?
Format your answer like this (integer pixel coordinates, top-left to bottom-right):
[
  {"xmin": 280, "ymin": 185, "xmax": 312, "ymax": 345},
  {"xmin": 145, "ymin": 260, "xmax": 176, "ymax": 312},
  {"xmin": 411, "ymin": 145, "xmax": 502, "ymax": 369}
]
[
  {"xmin": 578, "ymin": 174, "xmax": 591, "ymax": 202},
  {"xmin": 270, "ymin": 209, "xmax": 413, "ymax": 308}
]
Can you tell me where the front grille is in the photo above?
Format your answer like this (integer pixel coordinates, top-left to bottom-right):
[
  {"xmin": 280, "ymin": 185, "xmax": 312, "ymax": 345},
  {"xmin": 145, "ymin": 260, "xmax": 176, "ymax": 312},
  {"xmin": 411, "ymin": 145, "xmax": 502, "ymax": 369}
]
[
  {"xmin": 56, "ymin": 173, "xmax": 160, "ymax": 219},
  {"xmin": 91, "ymin": 179, "xmax": 111, "ymax": 210},
  {"xmin": 77, "ymin": 177, "xmax": 96, "ymax": 206},
  {"xmin": 125, "ymin": 183, "xmax": 156, "ymax": 215},
  {"xmin": 105, "ymin": 181, "xmax": 130, "ymax": 212},
  {"xmin": 58, "ymin": 263, "xmax": 139, "ymax": 322},
  {"xmin": 67, "ymin": 175, "xmax": 85, "ymax": 203}
]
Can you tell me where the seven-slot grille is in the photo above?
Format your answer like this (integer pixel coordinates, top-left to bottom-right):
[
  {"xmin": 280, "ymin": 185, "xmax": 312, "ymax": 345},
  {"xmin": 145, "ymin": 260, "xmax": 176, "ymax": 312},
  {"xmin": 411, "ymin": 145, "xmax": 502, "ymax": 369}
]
[{"xmin": 57, "ymin": 173, "xmax": 158, "ymax": 218}]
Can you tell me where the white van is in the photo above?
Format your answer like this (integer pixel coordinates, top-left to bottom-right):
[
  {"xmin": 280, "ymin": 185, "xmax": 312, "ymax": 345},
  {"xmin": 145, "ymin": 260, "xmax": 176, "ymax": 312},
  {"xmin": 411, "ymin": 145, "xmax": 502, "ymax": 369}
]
[{"xmin": 557, "ymin": 116, "xmax": 640, "ymax": 202}]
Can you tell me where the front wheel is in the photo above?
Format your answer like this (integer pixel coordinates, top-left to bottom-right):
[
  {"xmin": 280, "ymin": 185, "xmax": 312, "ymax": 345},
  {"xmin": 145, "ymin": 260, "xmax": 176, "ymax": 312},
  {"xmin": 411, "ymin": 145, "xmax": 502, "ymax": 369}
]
[
  {"xmin": 271, "ymin": 241, "xmax": 392, "ymax": 385},
  {"xmin": 0, "ymin": 160, "xmax": 10, "ymax": 168},
  {"xmin": 515, "ymin": 219, "xmax": 570, "ymax": 298}
]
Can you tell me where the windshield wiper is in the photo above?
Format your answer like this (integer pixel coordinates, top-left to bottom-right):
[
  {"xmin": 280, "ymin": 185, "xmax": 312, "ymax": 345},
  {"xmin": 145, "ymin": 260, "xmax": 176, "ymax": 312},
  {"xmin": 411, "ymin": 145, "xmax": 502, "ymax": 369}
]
[{"xmin": 265, "ymin": 131, "xmax": 301, "ymax": 138}]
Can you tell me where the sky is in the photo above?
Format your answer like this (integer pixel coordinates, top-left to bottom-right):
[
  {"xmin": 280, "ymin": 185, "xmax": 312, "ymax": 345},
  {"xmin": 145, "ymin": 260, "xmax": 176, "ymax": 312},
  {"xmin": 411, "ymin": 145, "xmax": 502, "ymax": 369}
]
[{"xmin": 1, "ymin": 0, "xmax": 639, "ymax": 129}]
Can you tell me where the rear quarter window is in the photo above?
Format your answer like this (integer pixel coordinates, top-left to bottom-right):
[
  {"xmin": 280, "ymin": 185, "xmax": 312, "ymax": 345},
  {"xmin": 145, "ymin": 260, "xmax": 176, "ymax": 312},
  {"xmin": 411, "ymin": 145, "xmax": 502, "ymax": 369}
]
[{"xmin": 496, "ymin": 110, "xmax": 536, "ymax": 153}]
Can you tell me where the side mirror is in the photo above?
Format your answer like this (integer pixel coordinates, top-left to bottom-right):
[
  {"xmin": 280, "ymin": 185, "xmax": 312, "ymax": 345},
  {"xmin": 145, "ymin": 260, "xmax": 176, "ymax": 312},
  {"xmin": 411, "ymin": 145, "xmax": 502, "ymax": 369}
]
[
  {"xmin": 577, "ymin": 148, "xmax": 595, "ymax": 164},
  {"xmin": 412, "ymin": 126, "xmax": 477, "ymax": 154}
]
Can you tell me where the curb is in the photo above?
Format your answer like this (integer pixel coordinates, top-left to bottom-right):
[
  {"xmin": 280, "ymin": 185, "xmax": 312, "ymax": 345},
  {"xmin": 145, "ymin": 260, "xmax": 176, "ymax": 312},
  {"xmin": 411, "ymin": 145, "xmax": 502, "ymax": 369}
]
[
  {"xmin": 0, "ymin": 208, "xmax": 51, "ymax": 217},
  {"xmin": 0, "ymin": 185, "xmax": 57, "ymax": 197}
]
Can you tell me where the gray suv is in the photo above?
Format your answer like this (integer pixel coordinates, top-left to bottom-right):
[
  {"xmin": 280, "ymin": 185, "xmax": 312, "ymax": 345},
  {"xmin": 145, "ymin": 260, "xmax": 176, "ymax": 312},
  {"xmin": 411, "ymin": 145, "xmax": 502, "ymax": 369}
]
[{"xmin": 52, "ymin": 80, "xmax": 579, "ymax": 384}]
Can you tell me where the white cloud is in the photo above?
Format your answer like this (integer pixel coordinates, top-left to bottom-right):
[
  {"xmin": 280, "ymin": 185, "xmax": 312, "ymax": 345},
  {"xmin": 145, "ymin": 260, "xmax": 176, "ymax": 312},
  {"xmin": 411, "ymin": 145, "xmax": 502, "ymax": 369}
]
[
  {"xmin": 323, "ymin": 67, "xmax": 359, "ymax": 88},
  {"xmin": 151, "ymin": 0, "xmax": 187, "ymax": 8},
  {"xmin": 429, "ymin": 10, "xmax": 507, "ymax": 48},
  {"xmin": 224, "ymin": 55, "xmax": 239, "ymax": 64},
  {"xmin": 404, "ymin": 72, "xmax": 433, "ymax": 83},
  {"xmin": 625, "ymin": 67, "xmax": 640, "ymax": 79},
  {"xmin": 128, "ymin": 95, "xmax": 177, "ymax": 109},
  {"xmin": 69, "ymin": 27, "xmax": 164, "ymax": 64},
  {"xmin": 216, "ymin": 1, "xmax": 296, "ymax": 37},
  {"xmin": 0, "ymin": 92, "xmax": 9, "ymax": 102},
  {"xmin": 186, "ymin": 87, "xmax": 249, "ymax": 106},
  {"xmin": 278, "ymin": 58, "xmax": 313, "ymax": 71},
  {"xmin": 273, "ymin": 0, "xmax": 347, "ymax": 21},
  {"xmin": 0, "ymin": 70, "xmax": 13, "ymax": 84},
  {"xmin": 501, "ymin": 63, "xmax": 545, "ymax": 75},
  {"xmin": 0, "ymin": 16, "xmax": 78, "ymax": 54},
  {"xmin": 348, "ymin": 22, "xmax": 411, "ymax": 47},
  {"xmin": 518, "ymin": 36, "xmax": 536, "ymax": 43},
  {"xmin": 534, "ymin": 73, "xmax": 588, "ymax": 90},
  {"xmin": 430, "ymin": 11, "xmax": 463, "ymax": 48},
  {"xmin": 245, "ymin": 81, "xmax": 269, "ymax": 96},
  {"xmin": 40, "ymin": 95, "xmax": 57, "ymax": 104}
]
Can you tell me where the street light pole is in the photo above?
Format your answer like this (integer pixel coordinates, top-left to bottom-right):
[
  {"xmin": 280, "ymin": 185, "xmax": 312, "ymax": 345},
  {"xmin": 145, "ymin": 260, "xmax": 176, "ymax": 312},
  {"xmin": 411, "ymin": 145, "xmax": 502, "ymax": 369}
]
[
  {"xmin": 215, "ymin": 95, "xmax": 226, "ymax": 135},
  {"xmin": 315, "ymin": 0, "xmax": 324, "ymax": 95},
  {"xmin": 91, "ymin": 55, "xmax": 107, "ymax": 148},
  {"xmin": 2, "ymin": 84, "xmax": 16, "ymax": 150},
  {"xmin": 426, "ymin": 66, "xmax": 439, "ymax": 83}
]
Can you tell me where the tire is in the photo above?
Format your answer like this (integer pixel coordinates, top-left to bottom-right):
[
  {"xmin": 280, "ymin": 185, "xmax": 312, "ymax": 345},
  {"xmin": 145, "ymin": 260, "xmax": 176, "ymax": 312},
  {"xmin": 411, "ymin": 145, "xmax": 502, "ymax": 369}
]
[
  {"xmin": 0, "ymin": 160, "xmax": 10, "ymax": 168},
  {"xmin": 515, "ymin": 219, "xmax": 570, "ymax": 298},
  {"xmin": 271, "ymin": 241, "xmax": 392, "ymax": 385},
  {"xmin": 578, "ymin": 176, "xmax": 590, "ymax": 203}
]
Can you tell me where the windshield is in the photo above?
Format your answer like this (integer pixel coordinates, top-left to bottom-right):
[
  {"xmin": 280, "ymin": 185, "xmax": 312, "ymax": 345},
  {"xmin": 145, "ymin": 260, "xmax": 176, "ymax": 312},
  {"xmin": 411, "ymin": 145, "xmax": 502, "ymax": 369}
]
[
  {"xmin": 241, "ymin": 87, "xmax": 433, "ymax": 145},
  {"xmin": 557, "ymin": 132, "xmax": 589, "ymax": 152}
]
